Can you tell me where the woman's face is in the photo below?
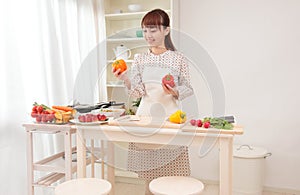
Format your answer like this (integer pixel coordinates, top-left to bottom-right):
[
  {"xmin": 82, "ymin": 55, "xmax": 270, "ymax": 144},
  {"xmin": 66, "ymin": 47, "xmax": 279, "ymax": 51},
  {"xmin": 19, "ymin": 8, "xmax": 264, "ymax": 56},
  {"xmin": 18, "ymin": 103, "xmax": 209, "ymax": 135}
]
[{"xmin": 143, "ymin": 25, "xmax": 169, "ymax": 48}]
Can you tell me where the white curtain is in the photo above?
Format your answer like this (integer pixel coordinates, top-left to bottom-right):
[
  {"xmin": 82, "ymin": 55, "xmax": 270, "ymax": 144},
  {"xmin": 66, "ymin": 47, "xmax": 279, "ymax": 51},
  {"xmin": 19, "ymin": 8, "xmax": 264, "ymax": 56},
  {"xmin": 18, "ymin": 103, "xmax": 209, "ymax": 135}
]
[{"xmin": 0, "ymin": 0, "xmax": 106, "ymax": 194}]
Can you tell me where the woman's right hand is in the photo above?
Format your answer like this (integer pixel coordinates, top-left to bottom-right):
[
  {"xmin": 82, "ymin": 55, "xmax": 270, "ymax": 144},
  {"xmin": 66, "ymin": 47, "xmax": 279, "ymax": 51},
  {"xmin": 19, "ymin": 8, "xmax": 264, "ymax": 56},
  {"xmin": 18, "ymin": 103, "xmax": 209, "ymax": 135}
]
[
  {"xmin": 112, "ymin": 67, "xmax": 128, "ymax": 81},
  {"xmin": 112, "ymin": 67, "xmax": 131, "ymax": 89}
]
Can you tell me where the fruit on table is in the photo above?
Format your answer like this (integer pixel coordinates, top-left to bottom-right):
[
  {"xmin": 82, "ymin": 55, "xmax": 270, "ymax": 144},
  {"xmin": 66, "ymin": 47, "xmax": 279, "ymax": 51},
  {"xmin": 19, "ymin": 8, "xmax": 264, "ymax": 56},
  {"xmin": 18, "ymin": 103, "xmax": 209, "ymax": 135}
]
[
  {"xmin": 190, "ymin": 119, "xmax": 196, "ymax": 126},
  {"xmin": 31, "ymin": 102, "xmax": 75, "ymax": 123},
  {"xmin": 190, "ymin": 119, "xmax": 203, "ymax": 127},
  {"xmin": 112, "ymin": 59, "xmax": 127, "ymax": 73},
  {"xmin": 31, "ymin": 102, "xmax": 56, "ymax": 123},
  {"xmin": 203, "ymin": 121, "xmax": 210, "ymax": 128},
  {"xmin": 51, "ymin": 106, "xmax": 75, "ymax": 123},
  {"xmin": 162, "ymin": 73, "xmax": 175, "ymax": 87},
  {"xmin": 37, "ymin": 106, "xmax": 43, "ymax": 113},
  {"xmin": 196, "ymin": 119, "xmax": 203, "ymax": 127},
  {"xmin": 169, "ymin": 110, "xmax": 187, "ymax": 124},
  {"xmin": 78, "ymin": 114, "xmax": 107, "ymax": 123},
  {"xmin": 54, "ymin": 111, "xmax": 73, "ymax": 123}
]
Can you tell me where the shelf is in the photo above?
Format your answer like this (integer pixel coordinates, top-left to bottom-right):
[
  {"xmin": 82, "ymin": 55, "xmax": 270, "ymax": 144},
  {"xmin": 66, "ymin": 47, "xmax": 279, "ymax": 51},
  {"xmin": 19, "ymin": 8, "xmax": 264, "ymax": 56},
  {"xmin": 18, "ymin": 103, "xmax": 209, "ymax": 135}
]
[
  {"xmin": 105, "ymin": 11, "xmax": 147, "ymax": 20},
  {"xmin": 33, "ymin": 172, "xmax": 65, "ymax": 187},
  {"xmin": 107, "ymin": 37, "xmax": 145, "ymax": 43},
  {"xmin": 33, "ymin": 147, "xmax": 92, "ymax": 173},
  {"xmin": 107, "ymin": 60, "xmax": 134, "ymax": 63},
  {"xmin": 106, "ymin": 84, "xmax": 125, "ymax": 88},
  {"xmin": 105, "ymin": 10, "xmax": 171, "ymax": 21},
  {"xmin": 31, "ymin": 147, "xmax": 101, "ymax": 188},
  {"xmin": 33, "ymin": 151, "xmax": 77, "ymax": 173}
]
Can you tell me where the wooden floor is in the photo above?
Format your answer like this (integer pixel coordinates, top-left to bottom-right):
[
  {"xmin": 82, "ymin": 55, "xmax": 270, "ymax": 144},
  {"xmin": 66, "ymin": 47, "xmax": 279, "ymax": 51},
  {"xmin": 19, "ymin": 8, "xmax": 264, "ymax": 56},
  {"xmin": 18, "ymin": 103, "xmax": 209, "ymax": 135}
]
[
  {"xmin": 34, "ymin": 180, "xmax": 299, "ymax": 195},
  {"xmin": 115, "ymin": 182, "xmax": 299, "ymax": 195},
  {"xmin": 115, "ymin": 182, "xmax": 219, "ymax": 195}
]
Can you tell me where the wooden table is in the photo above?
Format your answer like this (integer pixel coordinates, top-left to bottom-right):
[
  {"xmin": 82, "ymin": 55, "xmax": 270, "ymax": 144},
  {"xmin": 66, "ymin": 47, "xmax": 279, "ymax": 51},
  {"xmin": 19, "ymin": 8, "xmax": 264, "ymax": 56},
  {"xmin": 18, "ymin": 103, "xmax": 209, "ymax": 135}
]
[{"xmin": 76, "ymin": 116, "xmax": 243, "ymax": 195}]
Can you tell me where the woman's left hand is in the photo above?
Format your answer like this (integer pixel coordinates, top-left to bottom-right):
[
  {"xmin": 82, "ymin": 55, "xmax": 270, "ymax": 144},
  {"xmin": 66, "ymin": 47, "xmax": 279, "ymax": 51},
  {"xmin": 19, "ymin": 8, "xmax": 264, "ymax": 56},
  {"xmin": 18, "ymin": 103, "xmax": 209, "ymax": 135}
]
[{"xmin": 162, "ymin": 84, "xmax": 179, "ymax": 99}]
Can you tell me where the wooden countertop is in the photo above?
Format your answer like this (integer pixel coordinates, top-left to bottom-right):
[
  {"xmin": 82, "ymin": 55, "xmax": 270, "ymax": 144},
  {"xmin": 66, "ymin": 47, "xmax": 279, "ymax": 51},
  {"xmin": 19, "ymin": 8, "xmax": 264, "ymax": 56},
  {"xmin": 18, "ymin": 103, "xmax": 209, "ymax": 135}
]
[{"xmin": 108, "ymin": 115, "xmax": 244, "ymax": 135}]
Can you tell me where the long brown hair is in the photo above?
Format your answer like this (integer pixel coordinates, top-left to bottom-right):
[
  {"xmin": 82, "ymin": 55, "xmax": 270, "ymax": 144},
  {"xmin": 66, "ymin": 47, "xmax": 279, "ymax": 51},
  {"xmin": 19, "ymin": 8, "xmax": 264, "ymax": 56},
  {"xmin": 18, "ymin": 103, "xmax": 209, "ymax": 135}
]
[{"xmin": 141, "ymin": 9, "xmax": 176, "ymax": 51}]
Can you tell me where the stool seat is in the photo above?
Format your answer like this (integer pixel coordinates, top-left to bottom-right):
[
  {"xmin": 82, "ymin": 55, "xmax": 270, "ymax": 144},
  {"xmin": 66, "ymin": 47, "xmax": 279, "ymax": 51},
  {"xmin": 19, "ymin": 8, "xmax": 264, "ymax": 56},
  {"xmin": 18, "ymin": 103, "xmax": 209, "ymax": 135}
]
[
  {"xmin": 149, "ymin": 176, "xmax": 204, "ymax": 195},
  {"xmin": 55, "ymin": 178, "xmax": 111, "ymax": 195}
]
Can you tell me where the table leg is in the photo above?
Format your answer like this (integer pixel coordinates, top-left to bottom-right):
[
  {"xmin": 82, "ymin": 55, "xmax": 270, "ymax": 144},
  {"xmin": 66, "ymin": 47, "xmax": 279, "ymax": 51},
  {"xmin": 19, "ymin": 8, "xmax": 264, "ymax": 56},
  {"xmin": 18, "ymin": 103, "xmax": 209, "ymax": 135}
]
[
  {"xmin": 77, "ymin": 129, "xmax": 86, "ymax": 178},
  {"xmin": 101, "ymin": 140, "xmax": 105, "ymax": 179},
  {"xmin": 107, "ymin": 141, "xmax": 115, "ymax": 195},
  {"xmin": 219, "ymin": 136, "xmax": 233, "ymax": 195},
  {"xmin": 91, "ymin": 139, "xmax": 95, "ymax": 177},
  {"xmin": 26, "ymin": 129, "xmax": 34, "ymax": 195},
  {"xmin": 64, "ymin": 130, "xmax": 72, "ymax": 180}
]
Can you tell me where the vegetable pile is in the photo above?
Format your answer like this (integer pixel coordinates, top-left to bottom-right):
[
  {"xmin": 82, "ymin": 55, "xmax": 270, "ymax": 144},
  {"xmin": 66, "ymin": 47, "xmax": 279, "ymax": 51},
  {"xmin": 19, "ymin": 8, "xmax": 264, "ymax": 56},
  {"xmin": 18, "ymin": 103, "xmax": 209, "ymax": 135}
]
[
  {"xmin": 31, "ymin": 102, "xmax": 75, "ymax": 123},
  {"xmin": 190, "ymin": 117, "xmax": 234, "ymax": 130}
]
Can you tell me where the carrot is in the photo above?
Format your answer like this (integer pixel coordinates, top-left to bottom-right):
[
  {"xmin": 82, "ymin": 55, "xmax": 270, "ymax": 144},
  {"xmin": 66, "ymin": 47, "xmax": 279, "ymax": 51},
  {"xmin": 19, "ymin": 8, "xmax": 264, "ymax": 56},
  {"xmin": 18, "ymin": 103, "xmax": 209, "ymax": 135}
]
[{"xmin": 52, "ymin": 105, "xmax": 73, "ymax": 112}]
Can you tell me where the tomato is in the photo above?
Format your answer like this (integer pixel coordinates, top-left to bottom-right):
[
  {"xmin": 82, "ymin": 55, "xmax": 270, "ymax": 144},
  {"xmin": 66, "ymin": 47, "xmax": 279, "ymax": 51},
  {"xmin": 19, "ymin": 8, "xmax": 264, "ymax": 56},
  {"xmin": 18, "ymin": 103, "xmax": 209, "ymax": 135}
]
[
  {"xmin": 196, "ymin": 119, "xmax": 203, "ymax": 127},
  {"xmin": 37, "ymin": 106, "xmax": 44, "ymax": 113},
  {"xmin": 36, "ymin": 116, "xmax": 42, "ymax": 123},
  {"xmin": 162, "ymin": 73, "xmax": 175, "ymax": 87},
  {"xmin": 86, "ymin": 115, "xmax": 92, "ymax": 122},
  {"xmin": 203, "ymin": 122, "xmax": 210, "ymax": 128},
  {"xmin": 32, "ymin": 106, "xmax": 38, "ymax": 112},
  {"xmin": 92, "ymin": 115, "xmax": 98, "ymax": 122},
  {"xmin": 78, "ymin": 115, "xmax": 86, "ymax": 122},
  {"xmin": 43, "ymin": 110, "xmax": 50, "ymax": 114},
  {"xmin": 190, "ymin": 119, "xmax": 196, "ymax": 126},
  {"xmin": 112, "ymin": 59, "xmax": 127, "ymax": 73},
  {"xmin": 46, "ymin": 114, "xmax": 55, "ymax": 122},
  {"xmin": 100, "ymin": 114, "xmax": 107, "ymax": 121},
  {"xmin": 31, "ymin": 112, "xmax": 37, "ymax": 118},
  {"xmin": 41, "ymin": 116, "xmax": 48, "ymax": 123}
]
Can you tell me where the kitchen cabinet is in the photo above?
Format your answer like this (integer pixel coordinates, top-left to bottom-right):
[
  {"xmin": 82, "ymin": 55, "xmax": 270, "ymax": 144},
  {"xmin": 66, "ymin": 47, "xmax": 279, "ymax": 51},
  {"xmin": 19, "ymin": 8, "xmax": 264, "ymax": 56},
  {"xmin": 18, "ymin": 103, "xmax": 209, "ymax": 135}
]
[{"xmin": 103, "ymin": 0, "xmax": 179, "ymax": 110}]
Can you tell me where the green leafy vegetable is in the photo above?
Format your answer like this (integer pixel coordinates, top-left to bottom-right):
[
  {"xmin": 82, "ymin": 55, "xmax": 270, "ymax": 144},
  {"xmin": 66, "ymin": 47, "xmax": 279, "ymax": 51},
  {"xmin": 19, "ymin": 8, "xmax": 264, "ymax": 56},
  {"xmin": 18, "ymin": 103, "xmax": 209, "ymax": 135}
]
[{"xmin": 203, "ymin": 117, "xmax": 233, "ymax": 130}]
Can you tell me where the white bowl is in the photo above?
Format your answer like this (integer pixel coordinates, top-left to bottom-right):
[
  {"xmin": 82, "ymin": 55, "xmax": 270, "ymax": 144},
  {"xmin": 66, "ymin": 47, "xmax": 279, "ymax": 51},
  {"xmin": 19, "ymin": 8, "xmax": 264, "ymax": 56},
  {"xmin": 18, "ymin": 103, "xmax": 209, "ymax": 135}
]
[
  {"xmin": 93, "ymin": 108, "xmax": 125, "ymax": 118},
  {"xmin": 128, "ymin": 4, "xmax": 142, "ymax": 12}
]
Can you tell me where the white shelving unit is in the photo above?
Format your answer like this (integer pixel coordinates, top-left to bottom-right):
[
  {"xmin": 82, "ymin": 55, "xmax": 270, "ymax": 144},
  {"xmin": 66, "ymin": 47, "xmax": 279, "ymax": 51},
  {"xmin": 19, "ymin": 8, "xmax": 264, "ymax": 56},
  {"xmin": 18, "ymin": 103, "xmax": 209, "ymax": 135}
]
[{"xmin": 24, "ymin": 123, "xmax": 96, "ymax": 195}]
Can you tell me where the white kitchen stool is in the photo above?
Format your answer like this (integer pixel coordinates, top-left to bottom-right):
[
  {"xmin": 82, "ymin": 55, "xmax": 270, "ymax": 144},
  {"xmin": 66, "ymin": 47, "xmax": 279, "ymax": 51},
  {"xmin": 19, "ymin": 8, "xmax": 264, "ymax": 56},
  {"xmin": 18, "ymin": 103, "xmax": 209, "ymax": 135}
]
[
  {"xmin": 149, "ymin": 176, "xmax": 204, "ymax": 195},
  {"xmin": 55, "ymin": 178, "xmax": 111, "ymax": 195}
]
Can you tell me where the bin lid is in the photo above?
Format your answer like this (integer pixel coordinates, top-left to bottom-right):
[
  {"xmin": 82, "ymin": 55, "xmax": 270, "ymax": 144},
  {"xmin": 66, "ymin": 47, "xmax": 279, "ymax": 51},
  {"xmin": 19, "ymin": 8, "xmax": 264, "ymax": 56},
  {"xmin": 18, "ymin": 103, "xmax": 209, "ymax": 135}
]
[{"xmin": 233, "ymin": 145, "xmax": 269, "ymax": 159}]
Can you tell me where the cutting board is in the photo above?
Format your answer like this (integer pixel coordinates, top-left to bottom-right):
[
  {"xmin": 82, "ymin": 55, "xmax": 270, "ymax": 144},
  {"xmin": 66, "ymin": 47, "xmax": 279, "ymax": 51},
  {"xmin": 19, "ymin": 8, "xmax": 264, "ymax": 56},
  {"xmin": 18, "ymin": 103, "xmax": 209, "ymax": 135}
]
[
  {"xmin": 182, "ymin": 125, "xmax": 244, "ymax": 135},
  {"xmin": 108, "ymin": 115, "xmax": 185, "ymax": 129}
]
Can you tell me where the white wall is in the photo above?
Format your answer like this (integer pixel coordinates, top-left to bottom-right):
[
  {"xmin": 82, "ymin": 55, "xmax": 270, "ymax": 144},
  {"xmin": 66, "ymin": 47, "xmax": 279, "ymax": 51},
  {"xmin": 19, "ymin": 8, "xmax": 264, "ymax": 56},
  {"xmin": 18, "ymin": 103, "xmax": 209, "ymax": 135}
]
[{"xmin": 179, "ymin": 0, "xmax": 300, "ymax": 190}]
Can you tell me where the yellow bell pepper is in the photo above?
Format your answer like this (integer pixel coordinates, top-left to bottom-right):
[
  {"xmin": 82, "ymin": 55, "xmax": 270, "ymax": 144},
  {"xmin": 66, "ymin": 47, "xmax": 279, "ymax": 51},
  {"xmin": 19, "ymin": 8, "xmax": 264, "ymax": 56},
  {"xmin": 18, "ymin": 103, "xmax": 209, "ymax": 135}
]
[{"xmin": 169, "ymin": 110, "xmax": 187, "ymax": 124}]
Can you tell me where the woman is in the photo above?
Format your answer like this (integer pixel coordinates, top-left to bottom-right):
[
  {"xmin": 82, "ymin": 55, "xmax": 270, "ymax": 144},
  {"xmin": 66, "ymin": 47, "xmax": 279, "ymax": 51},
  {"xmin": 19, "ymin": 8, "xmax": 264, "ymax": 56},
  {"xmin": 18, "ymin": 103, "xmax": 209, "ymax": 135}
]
[{"xmin": 113, "ymin": 9, "xmax": 194, "ymax": 195}]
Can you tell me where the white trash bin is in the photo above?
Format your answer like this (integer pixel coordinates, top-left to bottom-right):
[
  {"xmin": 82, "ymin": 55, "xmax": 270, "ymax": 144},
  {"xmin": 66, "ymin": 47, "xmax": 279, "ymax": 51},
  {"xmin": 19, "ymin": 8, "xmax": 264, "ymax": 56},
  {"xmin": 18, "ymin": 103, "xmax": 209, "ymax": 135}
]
[{"xmin": 233, "ymin": 145, "xmax": 271, "ymax": 195}]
